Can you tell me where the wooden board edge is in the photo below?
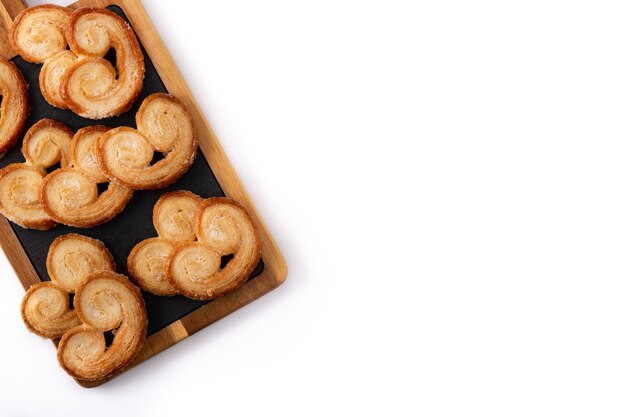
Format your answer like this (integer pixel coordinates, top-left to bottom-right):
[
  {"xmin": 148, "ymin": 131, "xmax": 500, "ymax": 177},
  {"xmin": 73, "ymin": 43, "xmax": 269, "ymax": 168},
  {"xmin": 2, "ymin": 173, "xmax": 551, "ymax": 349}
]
[{"xmin": 0, "ymin": 217, "xmax": 40, "ymax": 289}]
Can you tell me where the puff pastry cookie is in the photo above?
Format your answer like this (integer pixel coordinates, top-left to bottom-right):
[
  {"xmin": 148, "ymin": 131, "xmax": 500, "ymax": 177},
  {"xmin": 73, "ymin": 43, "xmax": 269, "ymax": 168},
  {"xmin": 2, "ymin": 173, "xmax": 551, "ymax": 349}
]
[
  {"xmin": 22, "ymin": 235, "xmax": 147, "ymax": 381},
  {"xmin": 21, "ymin": 234, "xmax": 115, "ymax": 339},
  {"xmin": 97, "ymin": 94, "xmax": 198, "ymax": 190},
  {"xmin": 128, "ymin": 191, "xmax": 202, "ymax": 295},
  {"xmin": 57, "ymin": 271, "xmax": 147, "ymax": 381},
  {"xmin": 167, "ymin": 197, "xmax": 261, "ymax": 300},
  {"xmin": 0, "ymin": 59, "xmax": 29, "ymax": 157},
  {"xmin": 0, "ymin": 119, "xmax": 72, "ymax": 229},
  {"xmin": 11, "ymin": 5, "xmax": 145, "ymax": 119},
  {"xmin": 9, "ymin": 5, "xmax": 70, "ymax": 63},
  {"xmin": 40, "ymin": 125, "xmax": 134, "ymax": 228},
  {"xmin": 0, "ymin": 121, "xmax": 134, "ymax": 229},
  {"xmin": 62, "ymin": 7, "xmax": 145, "ymax": 119},
  {"xmin": 129, "ymin": 194, "xmax": 260, "ymax": 299},
  {"xmin": 10, "ymin": 4, "xmax": 71, "ymax": 109}
]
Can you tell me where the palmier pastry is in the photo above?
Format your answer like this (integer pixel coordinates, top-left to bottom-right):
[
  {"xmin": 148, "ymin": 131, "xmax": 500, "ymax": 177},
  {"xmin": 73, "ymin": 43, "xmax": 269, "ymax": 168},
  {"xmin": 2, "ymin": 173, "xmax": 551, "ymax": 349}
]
[
  {"xmin": 62, "ymin": 7, "xmax": 145, "ymax": 119},
  {"xmin": 128, "ymin": 191, "xmax": 202, "ymax": 295},
  {"xmin": 10, "ymin": 5, "xmax": 72, "ymax": 109},
  {"xmin": 41, "ymin": 50, "xmax": 76, "ymax": 109},
  {"xmin": 57, "ymin": 271, "xmax": 147, "ymax": 381},
  {"xmin": 0, "ymin": 120, "xmax": 72, "ymax": 229},
  {"xmin": 47, "ymin": 233, "xmax": 116, "ymax": 293},
  {"xmin": 21, "ymin": 282, "xmax": 80, "ymax": 340},
  {"xmin": 0, "ymin": 59, "xmax": 29, "ymax": 156},
  {"xmin": 10, "ymin": 5, "xmax": 71, "ymax": 63},
  {"xmin": 97, "ymin": 94, "xmax": 197, "ymax": 189},
  {"xmin": 166, "ymin": 197, "xmax": 261, "ymax": 300},
  {"xmin": 21, "ymin": 234, "xmax": 115, "ymax": 339},
  {"xmin": 40, "ymin": 126, "xmax": 134, "ymax": 228},
  {"xmin": 11, "ymin": 6, "xmax": 145, "ymax": 118}
]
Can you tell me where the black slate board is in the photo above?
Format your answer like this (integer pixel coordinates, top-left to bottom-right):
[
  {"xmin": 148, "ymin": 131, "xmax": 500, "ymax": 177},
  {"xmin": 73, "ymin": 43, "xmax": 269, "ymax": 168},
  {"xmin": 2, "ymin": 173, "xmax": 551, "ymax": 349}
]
[{"xmin": 1, "ymin": 6, "xmax": 263, "ymax": 336}]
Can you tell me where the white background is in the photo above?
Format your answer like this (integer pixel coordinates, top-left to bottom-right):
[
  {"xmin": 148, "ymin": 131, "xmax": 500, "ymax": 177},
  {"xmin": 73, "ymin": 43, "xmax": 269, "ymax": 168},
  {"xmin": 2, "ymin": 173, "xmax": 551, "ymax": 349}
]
[{"xmin": 1, "ymin": 0, "xmax": 626, "ymax": 415}]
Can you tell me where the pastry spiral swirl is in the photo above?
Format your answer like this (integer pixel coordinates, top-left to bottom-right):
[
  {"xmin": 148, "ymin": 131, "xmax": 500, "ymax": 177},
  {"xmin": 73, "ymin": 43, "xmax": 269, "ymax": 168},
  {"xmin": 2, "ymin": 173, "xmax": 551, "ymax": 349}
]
[
  {"xmin": 11, "ymin": 6, "xmax": 145, "ymax": 118},
  {"xmin": 40, "ymin": 50, "xmax": 76, "ymax": 109},
  {"xmin": 40, "ymin": 125, "xmax": 134, "ymax": 228},
  {"xmin": 21, "ymin": 282, "xmax": 80, "ymax": 339},
  {"xmin": 22, "ymin": 236, "xmax": 145, "ymax": 381},
  {"xmin": 21, "ymin": 234, "xmax": 115, "ymax": 339},
  {"xmin": 97, "ymin": 94, "xmax": 197, "ymax": 189},
  {"xmin": 22, "ymin": 119, "xmax": 72, "ymax": 168},
  {"xmin": 47, "ymin": 233, "xmax": 115, "ymax": 293},
  {"xmin": 62, "ymin": 8, "xmax": 145, "ymax": 119},
  {"xmin": 128, "ymin": 191, "xmax": 201, "ymax": 296},
  {"xmin": 167, "ymin": 198, "xmax": 261, "ymax": 300},
  {"xmin": 0, "ymin": 120, "xmax": 72, "ymax": 229},
  {"xmin": 0, "ymin": 121, "xmax": 133, "ymax": 229},
  {"xmin": 10, "ymin": 5, "xmax": 72, "ymax": 110},
  {"xmin": 0, "ymin": 164, "xmax": 53, "ymax": 230},
  {"xmin": 57, "ymin": 271, "xmax": 147, "ymax": 381},
  {"xmin": 10, "ymin": 5, "xmax": 71, "ymax": 63},
  {"xmin": 153, "ymin": 190, "xmax": 202, "ymax": 242},
  {"xmin": 0, "ymin": 59, "xmax": 29, "ymax": 157}
]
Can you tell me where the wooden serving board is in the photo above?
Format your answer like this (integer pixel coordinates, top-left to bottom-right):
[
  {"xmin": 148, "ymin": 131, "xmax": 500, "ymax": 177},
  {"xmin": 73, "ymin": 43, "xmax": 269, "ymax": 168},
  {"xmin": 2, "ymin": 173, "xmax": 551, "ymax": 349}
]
[{"xmin": 0, "ymin": 0, "xmax": 287, "ymax": 388}]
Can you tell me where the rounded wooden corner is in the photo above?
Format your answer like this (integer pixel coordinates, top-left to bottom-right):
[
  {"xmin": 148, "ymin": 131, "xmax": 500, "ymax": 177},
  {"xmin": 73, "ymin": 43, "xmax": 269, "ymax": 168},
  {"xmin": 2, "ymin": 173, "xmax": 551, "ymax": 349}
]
[{"xmin": 272, "ymin": 260, "xmax": 288, "ymax": 286}]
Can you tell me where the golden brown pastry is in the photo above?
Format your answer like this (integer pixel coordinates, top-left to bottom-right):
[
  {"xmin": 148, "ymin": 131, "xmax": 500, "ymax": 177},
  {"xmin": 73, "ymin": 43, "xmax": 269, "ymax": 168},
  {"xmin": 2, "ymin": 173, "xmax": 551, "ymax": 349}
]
[
  {"xmin": 166, "ymin": 197, "xmax": 261, "ymax": 300},
  {"xmin": 0, "ymin": 121, "xmax": 133, "ymax": 229},
  {"xmin": 11, "ymin": 6, "xmax": 145, "ymax": 118},
  {"xmin": 40, "ymin": 126, "xmax": 134, "ymax": 228},
  {"xmin": 153, "ymin": 191, "xmax": 202, "ymax": 241},
  {"xmin": 21, "ymin": 119, "xmax": 72, "ymax": 168},
  {"xmin": 97, "ymin": 94, "xmax": 197, "ymax": 189},
  {"xmin": 9, "ymin": 4, "xmax": 71, "ymax": 63},
  {"xmin": 62, "ymin": 8, "xmax": 145, "ymax": 119},
  {"xmin": 47, "ymin": 233, "xmax": 116, "ymax": 293},
  {"xmin": 10, "ymin": 5, "xmax": 72, "ymax": 109},
  {"xmin": 0, "ymin": 164, "xmax": 54, "ymax": 230},
  {"xmin": 22, "ymin": 236, "xmax": 145, "ymax": 382},
  {"xmin": 0, "ymin": 120, "xmax": 72, "ymax": 230},
  {"xmin": 128, "ymin": 191, "xmax": 202, "ymax": 296},
  {"xmin": 57, "ymin": 271, "xmax": 147, "ymax": 381},
  {"xmin": 40, "ymin": 50, "xmax": 76, "ymax": 109},
  {"xmin": 0, "ymin": 59, "xmax": 29, "ymax": 157},
  {"xmin": 21, "ymin": 234, "xmax": 115, "ymax": 339},
  {"xmin": 21, "ymin": 282, "xmax": 80, "ymax": 339}
]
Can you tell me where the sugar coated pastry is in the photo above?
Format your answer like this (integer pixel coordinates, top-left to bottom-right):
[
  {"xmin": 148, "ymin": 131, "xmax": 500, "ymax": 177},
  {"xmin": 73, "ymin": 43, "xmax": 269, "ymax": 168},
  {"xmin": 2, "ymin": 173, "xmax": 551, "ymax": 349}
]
[
  {"xmin": 21, "ymin": 282, "xmax": 80, "ymax": 339},
  {"xmin": 22, "ymin": 236, "xmax": 147, "ymax": 382},
  {"xmin": 57, "ymin": 271, "xmax": 147, "ymax": 381},
  {"xmin": 0, "ymin": 120, "xmax": 72, "ymax": 229},
  {"xmin": 0, "ymin": 59, "xmax": 29, "ymax": 156},
  {"xmin": 21, "ymin": 234, "xmax": 115, "ymax": 339},
  {"xmin": 166, "ymin": 197, "xmax": 261, "ymax": 300},
  {"xmin": 10, "ymin": 5, "xmax": 72, "ymax": 109},
  {"xmin": 11, "ymin": 5, "xmax": 145, "ymax": 118},
  {"xmin": 129, "ymin": 194, "xmax": 260, "ymax": 300},
  {"xmin": 127, "ymin": 191, "xmax": 202, "ymax": 295},
  {"xmin": 46, "ymin": 233, "xmax": 116, "ymax": 293},
  {"xmin": 9, "ymin": 4, "xmax": 71, "ymax": 63},
  {"xmin": 0, "ymin": 121, "xmax": 134, "ymax": 229},
  {"xmin": 40, "ymin": 125, "xmax": 134, "ymax": 228},
  {"xmin": 41, "ymin": 50, "xmax": 76, "ymax": 109},
  {"xmin": 62, "ymin": 7, "xmax": 145, "ymax": 119},
  {"xmin": 97, "ymin": 94, "xmax": 197, "ymax": 190}
]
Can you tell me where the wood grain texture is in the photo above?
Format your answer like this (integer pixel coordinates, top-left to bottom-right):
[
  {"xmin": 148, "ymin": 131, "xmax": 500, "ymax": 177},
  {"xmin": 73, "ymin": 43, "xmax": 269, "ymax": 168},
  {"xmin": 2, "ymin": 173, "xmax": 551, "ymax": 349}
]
[
  {"xmin": 0, "ymin": 0, "xmax": 287, "ymax": 388},
  {"xmin": 0, "ymin": 0, "xmax": 26, "ymax": 19},
  {"xmin": 0, "ymin": 1, "xmax": 15, "ymax": 59},
  {"xmin": 0, "ymin": 217, "xmax": 40, "ymax": 289}
]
